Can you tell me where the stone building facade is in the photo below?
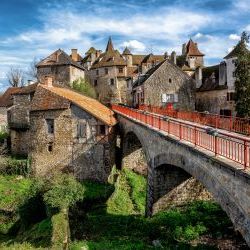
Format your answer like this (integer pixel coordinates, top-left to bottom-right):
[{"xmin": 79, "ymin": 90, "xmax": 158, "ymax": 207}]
[
  {"xmin": 87, "ymin": 37, "xmax": 165, "ymax": 105},
  {"xmin": 5, "ymin": 77, "xmax": 117, "ymax": 182},
  {"xmin": 196, "ymin": 41, "xmax": 249, "ymax": 116},
  {"xmin": 132, "ymin": 59, "xmax": 196, "ymax": 111},
  {"xmin": 37, "ymin": 49, "xmax": 86, "ymax": 86}
]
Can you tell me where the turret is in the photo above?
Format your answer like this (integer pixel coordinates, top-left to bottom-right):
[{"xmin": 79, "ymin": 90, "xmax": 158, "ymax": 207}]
[{"xmin": 122, "ymin": 47, "xmax": 133, "ymax": 67}]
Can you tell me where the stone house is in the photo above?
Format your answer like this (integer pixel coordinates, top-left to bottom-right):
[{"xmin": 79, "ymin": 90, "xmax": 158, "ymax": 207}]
[
  {"xmin": 37, "ymin": 49, "xmax": 86, "ymax": 86},
  {"xmin": 87, "ymin": 37, "xmax": 165, "ymax": 105},
  {"xmin": 196, "ymin": 41, "xmax": 249, "ymax": 116},
  {"xmin": 6, "ymin": 77, "xmax": 117, "ymax": 182},
  {"xmin": 132, "ymin": 59, "xmax": 196, "ymax": 111}
]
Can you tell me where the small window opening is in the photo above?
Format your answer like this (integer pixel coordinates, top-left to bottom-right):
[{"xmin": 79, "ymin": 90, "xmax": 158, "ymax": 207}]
[
  {"xmin": 169, "ymin": 78, "xmax": 172, "ymax": 83},
  {"xmin": 110, "ymin": 78, "xmax": 115, "ymax": 86},
  {"xmin": 46, "ymin": 119, "xmax": 54, "ymax": 134},
  {"xmin": 94, "ymin": 80, "xmax": 98, "ymax": 86},
  {"xmin": 99, "ymin": 125, "xmax": 106, "ymax": 135},
  {"xmin": 48, "ymin": 142, "xmax": 53, "ymax": 152}
]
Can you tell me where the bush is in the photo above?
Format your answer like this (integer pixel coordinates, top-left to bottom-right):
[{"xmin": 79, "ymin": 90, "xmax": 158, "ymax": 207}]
[
  {"xmin": 43, "ymin": 173, "xmax": 85, "ymax": 209},
  {"xmin": 72, "ymin": 77, "xmax": 97, "ymax": 99},
  {"xmin": 0, "ymin": 157, "xmax": 30, "ymax": 176}
]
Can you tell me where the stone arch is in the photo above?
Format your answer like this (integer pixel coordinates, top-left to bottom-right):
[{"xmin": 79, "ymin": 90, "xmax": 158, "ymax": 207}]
[
  {"xmin": 146, "ymin": 152, "xmax": 250, "ymax": 246},
  {"xmin": 121, "ymin": 129, "xmax": 150, "ymax": 175}
]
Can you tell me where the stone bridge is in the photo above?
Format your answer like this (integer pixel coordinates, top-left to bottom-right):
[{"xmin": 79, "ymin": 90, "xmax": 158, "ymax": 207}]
[{"xmin": 115, "ymin": 112, "xmax": 250, "ymax": 246}]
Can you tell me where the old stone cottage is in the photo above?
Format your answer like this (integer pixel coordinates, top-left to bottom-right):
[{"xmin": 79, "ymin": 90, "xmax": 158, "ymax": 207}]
[
  {"xmin": 5, "ymin": 77, "xmax": 117, "ymax": 182},
  {"xmin": 37, "ymin": 49, "xmax": 86, "ymax": 86},
  {"xmin": 132, "ymin": 59, "xmax": 196, "ymax": 111}
]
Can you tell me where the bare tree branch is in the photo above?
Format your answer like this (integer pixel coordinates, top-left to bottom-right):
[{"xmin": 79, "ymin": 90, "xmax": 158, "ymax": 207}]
[
  {"xmin": 26, "ymin": 57, "xmax": 39, "ymax": 80},
  {"xmin": 6, "ymin": 66, "xmax": 24, "ymax": 87}
]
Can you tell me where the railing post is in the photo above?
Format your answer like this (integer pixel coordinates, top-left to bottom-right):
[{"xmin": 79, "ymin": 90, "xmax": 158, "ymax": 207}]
[
  {"xmin": 179, "ymin": 123, "xmax": 182, "ymax": 140},
  {"xmin": 168, "ymin": 119, "xmax": 170, "ymax": 134},
  {"xmin": 159, "ymin": 116, "xmax": 161, "ymax": 130},
  {"xmin": 244, "ymin": 140, "xmax": 247, "ymax": 169},
  {"xmin": 194, "ymin": 126, "xmax": 197, "ymax": 146},
  {"xmin": 215, "ymin": 136, "xmax": 218, "ymax": 156}
]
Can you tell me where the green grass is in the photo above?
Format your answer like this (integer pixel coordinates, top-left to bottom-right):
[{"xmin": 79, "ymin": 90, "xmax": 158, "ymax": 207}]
[
  {"xmin": 70, "ymin": 169, "xmax": 239, "ymax": 249},
  {"xmin": 0, "ymin": 175, "xmax": 34, "ymax": 211}
]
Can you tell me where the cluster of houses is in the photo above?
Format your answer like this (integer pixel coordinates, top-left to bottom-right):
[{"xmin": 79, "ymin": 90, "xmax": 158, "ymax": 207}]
[{"xmin": 0, "ymin": 36, "xmax": 245, "ymax": 181}]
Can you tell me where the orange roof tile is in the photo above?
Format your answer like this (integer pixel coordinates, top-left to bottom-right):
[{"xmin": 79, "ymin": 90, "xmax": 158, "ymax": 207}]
[
  {"xmin": 186, "ymin": 39, "xmax": 204, "ymax": 56},
  {"xmin": 31, "ymin": 84, "xmax": 117, "ymax": 126}
]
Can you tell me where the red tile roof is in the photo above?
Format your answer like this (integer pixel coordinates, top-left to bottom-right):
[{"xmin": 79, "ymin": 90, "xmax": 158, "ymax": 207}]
[
  {"xmin": 31, "ymin": 84, "xmax": 117, "ymax": 126},
  {"xmin": 186, "ymin": 39, "xmax": 204, "ymax": 56}
]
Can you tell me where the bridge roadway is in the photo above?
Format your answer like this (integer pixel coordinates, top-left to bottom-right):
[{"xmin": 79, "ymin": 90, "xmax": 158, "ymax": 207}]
[
  {"xmin": 112, "ymin": 104, "xmax": 250, "ymax": 246},
  {"xmin": 112, "ymin": 105, "xmax": 250, "ymax": 170}
]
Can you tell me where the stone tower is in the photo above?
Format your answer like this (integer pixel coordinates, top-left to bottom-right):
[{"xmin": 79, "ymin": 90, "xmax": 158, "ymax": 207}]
[{"xmin": 122, "ymin": 47, "xmax": 133, "ymax": 67}]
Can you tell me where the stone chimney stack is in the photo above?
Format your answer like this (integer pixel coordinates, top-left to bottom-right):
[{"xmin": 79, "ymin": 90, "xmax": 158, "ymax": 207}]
[
  {"xmin": 182, "ymin": 43, "xmax": 186, "ymax": 55},
  {"xmin": 171, "ymin": 51, "xmax": 177, "ymax": 65},
  {"xmin": 71, "ymin": 49, "xmax": 78, "ymax": 61},
  {"xmin": 164, "ymin": 52, "xmax": 169, "ymax": 59},
  {"xmin": 44, "ymin": 76, "xmax": 53, "ymax": 87}
]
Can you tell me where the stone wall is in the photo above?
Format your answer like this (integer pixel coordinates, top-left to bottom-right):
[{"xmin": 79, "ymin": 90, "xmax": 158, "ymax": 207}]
[
  {"xmin": 38, "ymin": 65, "xmax": 85, "ymax": 86},
  {"xmin": 10, "ymin": 130, "xmax": 30, "ymax": 156},
  {"xmin": 29, "ymin": 105, "xmax": 115, "ymax": 182},
  {"xmin": 143, "ymin": 61, "xmax": 196, "ymax": 111},
  {"xmin": 196, "ymin": 89, "xmax": 235, "ymax": 115}
]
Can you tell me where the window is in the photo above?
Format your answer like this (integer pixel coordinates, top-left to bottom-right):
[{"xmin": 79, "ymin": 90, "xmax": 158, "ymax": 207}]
[
  {"xmin": 105, "ymin": 68, "xmax": 108, "ymax": 74},
  {"xmin": 169, "ymin": 78, "xmax": 172, "ymax": 83},
  {"xmin": 94, "ymin": 80, "xmax": 98, "ymax": 86},
  {"xmin": 96, "ymin": 70, "xmax": 99, "ymax": 75},
  {"xmin": 162, "ymin": 93, "xmax": 178, "ymax": 103},
  {"xmin": 118, "ymin": 67, "xmax": 123, "ymax": 73},
  {"xmin": 227, "ymin": 92, "xmax": 235, "ymax": 101},
  {"xmin": 77, "ymin": 122, "xmax": 86, "ymax": 138},
  {"xmin": 110, "ymin": 78, "xmax": 115, "ymax": 86},
  {"xmin": 46, "ymin": 119, "xmax": 54, "ymax": 134},
  {"xmin": 48, "ymin": 142, "xmax": 53, "ymax": 152},
  {"xmin": 98, "ymin": 125, "xmax": 106, "ymax": 135}
]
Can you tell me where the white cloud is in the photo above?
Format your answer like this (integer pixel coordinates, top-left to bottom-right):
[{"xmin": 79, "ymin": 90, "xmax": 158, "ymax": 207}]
[
  {"xmin": 229, "ymin": 34, "xmax": 240, "ymax": 41},
  {"xmin": 121, "ymin": 40, "xmax": 146, "ymax": 52}
]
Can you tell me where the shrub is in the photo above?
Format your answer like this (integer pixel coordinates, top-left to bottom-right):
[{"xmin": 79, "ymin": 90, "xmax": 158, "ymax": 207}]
[
  {"xmin": 72, "ymin": 77, "xmax": 97, "ymax": 99},
  {"xmin": 43, "ymin": 173, "xmax": 85, "ymax": 209}
]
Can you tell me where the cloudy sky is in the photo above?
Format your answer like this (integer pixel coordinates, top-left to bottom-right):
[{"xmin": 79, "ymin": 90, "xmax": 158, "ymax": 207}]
[{"xmin": 0, "ymin": 0, "xmax": 249, "ymax": 91}]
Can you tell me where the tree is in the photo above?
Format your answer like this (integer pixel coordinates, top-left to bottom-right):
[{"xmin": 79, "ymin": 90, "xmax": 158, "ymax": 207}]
[
  {"xmin": 26, "ymin": 57, "xmax": 39, "ymax": 80},
  {"xmin": 234, "ymin": 31, "xmax": 250, "ymax": 118},
  {"xmin": 6, "ymin": 66, "xmax": 24, "ymax": 87},
  {"xmin": 72, "ymin": 77, "xmax": 97, "ymax": 99}
]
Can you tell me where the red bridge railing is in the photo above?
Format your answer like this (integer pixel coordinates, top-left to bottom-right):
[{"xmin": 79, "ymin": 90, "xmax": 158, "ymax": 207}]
[
  {"xmin": 138, "ymin": 105, "xmax": 250, "ymax": 136},
  {"xmin": 112, "ymin": 104, "xmax": 250, "ymax": 169}
]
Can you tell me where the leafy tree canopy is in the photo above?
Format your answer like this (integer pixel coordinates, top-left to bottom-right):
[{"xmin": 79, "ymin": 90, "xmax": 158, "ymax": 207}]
[
  {"xmin": 72, "ymin": 77, "xmax": 97, "ymax": 99},
  {"xmin": 234, "ymin": 31, "xmax": 250, "ymax": 118}
]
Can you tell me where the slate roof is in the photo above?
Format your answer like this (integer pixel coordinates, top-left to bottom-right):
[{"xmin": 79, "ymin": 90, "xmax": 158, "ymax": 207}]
[
  {"xmin": 197, "ymin": 65, "xmax": 227, "ymax": 92},
  {"xmin": 37, "ymin": 49, "xmax": 85, "ymax": 70},
  {"xmin": 31, "ymin": 84, "xmax": 117, "ymax": 126},
  {"xmin": 185, "ymin": 39, "xmax": 204, "ymax": 56},
  {"xmin": 224, "ymin": 41, "xmax": 249, "ymax": 59}
]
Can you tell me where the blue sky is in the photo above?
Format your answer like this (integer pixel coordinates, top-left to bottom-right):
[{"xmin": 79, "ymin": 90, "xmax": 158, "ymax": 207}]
[{"xmin": 0, "ymin": 0, "xmax": 250, "ymax": 91}]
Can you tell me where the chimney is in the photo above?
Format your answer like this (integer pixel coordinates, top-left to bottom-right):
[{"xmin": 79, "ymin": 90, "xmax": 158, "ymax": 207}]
[
  {"xmin": 171, "ymin": 51, "xmax": 177, "ymax": 65},
  {"xmin": 182, "ymin": 43, "xmax": 186, "ymax": 55},
  {"xmin": 71, "ymin": 49, "xmax": 78, "ymax": 61},
  {"xmin": 195, "ymin": 67, "xmax": 202, "ymax": 88},
  {"xmin": 44, "ymin": 76, "xmax": 53, "ymax": 87},
  {"xmin": 164, "ymin": 52, "xmax": 169, "ymax": 59}
]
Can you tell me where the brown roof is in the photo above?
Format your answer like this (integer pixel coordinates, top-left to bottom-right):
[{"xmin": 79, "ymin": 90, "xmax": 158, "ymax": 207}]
[
  {"xmin": 132, "ymin": 54, "xmax": 164, "ymax": 65},
  {"xmin": 123, "ymin": 47, "xmax": 132, "ymax": 55},
  {"xmin": 0, "ymin": 83, "xmax": 38, "ymax": 107},
  {"xmin": 37, "ymin": 49, "xmax": 85, "ymax": 70},
  {"xmin": 186, "ymin": 39, "xmax": 204, "ymax": 56},
  {"xmin": 31, "ymin": 84, "xmax": 117, "ymax": 126},
  {"xmin": 86, "ymin": 47, "xmax": 97, "ymax": 54},
  {"xmin": 127, "ymin": 66, "xmax": 138, "ymax": 77}
]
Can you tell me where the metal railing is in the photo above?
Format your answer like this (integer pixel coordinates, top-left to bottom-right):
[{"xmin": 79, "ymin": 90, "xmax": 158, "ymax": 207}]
[
  {"xmin": 138, "ymin": 105, "xmax": 250, "ymax": 136},
  {"xmin": 112, "ymin": 104, "xmax": 250, "ymax": 169}
]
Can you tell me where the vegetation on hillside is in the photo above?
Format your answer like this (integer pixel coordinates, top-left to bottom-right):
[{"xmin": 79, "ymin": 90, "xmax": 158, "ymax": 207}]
[
  {"xmin": 72, "ymin": 77, "xmax": 97, "ymax": 99},
  {"xmin": 235, "ymin": 31, "xmax": 250, "ymax": 118}
]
